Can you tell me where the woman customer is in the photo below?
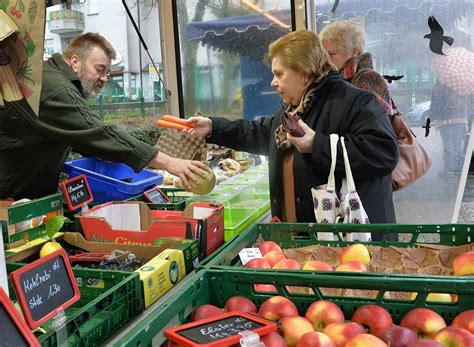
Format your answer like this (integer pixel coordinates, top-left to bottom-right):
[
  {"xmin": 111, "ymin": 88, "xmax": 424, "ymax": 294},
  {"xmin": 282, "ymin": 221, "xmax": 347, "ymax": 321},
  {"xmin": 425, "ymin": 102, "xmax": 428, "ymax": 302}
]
[
  {"xmin": 319, "ymin": 20, "xmax": 393, "ymax": 114},
  {"xmin": 183, "ymin": 30, "xmax": 398, "ymax": 229}
]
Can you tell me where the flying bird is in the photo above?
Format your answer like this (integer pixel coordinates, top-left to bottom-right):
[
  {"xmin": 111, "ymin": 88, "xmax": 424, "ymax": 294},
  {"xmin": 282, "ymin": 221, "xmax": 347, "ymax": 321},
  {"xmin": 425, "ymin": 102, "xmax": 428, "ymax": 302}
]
[
  {"xmin": 383, "ymin": 75, "xmax": 404, "ymax": 83},
  {"xmin": 328, "ymin": 0, "xmax": 339, "ymax": 19},
  {"xmin": 423, "ymin": 117, "xmax": 431, "ymax": 137},
  {"xmin": 424, "ymin": 16, "xmax": 454, "ymax": 55}
]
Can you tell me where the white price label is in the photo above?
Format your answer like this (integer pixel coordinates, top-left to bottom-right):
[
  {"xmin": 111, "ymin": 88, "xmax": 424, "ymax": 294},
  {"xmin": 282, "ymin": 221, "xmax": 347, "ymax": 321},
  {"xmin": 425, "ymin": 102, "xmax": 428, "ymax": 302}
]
[{"xmin": 238, "ymin": 248, "xmax": 263, "ymax": 266}]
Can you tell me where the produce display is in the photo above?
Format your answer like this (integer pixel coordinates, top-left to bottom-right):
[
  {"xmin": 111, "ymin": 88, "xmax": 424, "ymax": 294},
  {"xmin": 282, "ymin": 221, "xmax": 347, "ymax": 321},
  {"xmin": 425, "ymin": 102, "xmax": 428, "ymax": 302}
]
[{"xmin": 179, "ymin": 296, "xmax": 474, "ymax": 347}]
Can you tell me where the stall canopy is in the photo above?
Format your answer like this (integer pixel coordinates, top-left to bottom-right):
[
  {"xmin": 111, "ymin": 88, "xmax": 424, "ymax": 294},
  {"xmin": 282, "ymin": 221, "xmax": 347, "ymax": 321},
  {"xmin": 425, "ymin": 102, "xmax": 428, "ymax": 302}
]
[{"xmin": 187, "ymin": 9, "xmax": 291, "ymax": 55}]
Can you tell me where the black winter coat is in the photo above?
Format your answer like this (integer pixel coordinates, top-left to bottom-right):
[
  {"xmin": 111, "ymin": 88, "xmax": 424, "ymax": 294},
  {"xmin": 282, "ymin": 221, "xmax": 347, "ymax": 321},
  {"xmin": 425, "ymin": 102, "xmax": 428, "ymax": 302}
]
[{"xmin": 208, "ymin": 72, "xmax": 399, "ymax": 223}]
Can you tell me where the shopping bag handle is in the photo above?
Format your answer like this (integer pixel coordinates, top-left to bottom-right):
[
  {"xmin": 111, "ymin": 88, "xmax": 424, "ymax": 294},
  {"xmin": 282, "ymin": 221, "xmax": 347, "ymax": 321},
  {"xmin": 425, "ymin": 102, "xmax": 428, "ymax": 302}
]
[
  {"xmin": 327, "ymin": 134, "xmax": 339, "ymax": 191},
  {"xmin": 340, "ymin": 136, "xmax": 356, "ymax": 192}
]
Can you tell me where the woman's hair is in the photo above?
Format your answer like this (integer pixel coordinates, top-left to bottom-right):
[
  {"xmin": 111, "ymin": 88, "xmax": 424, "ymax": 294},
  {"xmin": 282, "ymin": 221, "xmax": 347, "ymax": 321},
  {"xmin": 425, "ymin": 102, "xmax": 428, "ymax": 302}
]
[
  {"xmin": 319, "ymin": 20, "xmax": 366, "ymax": 56},
  {"xmin": 265, "ymin": 30, "xmax": 335, "ymax": 80},
  {"xmin": 63, "ymin": 32, "xmax": 116, "ymax": 61}
]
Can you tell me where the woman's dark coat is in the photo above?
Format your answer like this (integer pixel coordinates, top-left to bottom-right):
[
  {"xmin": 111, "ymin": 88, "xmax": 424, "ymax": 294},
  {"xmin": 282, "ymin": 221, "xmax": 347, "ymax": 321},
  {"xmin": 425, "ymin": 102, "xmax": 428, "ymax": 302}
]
[{"xmin": 208, "ymin": 72, "xmax": 399, "ymax": 223}]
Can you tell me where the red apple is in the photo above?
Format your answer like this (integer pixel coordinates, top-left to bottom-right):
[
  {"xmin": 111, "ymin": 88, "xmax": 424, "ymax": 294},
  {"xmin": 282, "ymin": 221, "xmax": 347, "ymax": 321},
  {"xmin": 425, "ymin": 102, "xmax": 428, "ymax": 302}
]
[
  {"xmin": 190, "ymin": 304, "xmax": 223, "ymax": 321},
  {"xmin": 279, "ymin": 316, "xmax": 314, "ymax": 347},
  {"xmin": 400, "ymin": 308, "xmax": 446, "ymax": 338},
  {"xmin": 258, "ymin": 296, "xmax": 299, "ymax": 321},
  {"xmin": 305, "ymin": 300, "xmax": 345, "ymax": 332},
  {"xmin": 296, "ymin": 331, "xmax": 335, "ymax": 347},
  {"xmin": 433, "ymin": 326, "xmax": 474, "ymax": 347},
  {"xmin": 259, "ymin": 240, "xmax": 283, "ymax": 255},
  {"xmin": 378, "ymin": 326, "xmax": 418, "ymax": 347},
  {"xmin": 302, "ymin": 260, "xmax": 334, "ymax": 271},
  {"xmin": 351, "ymin": 304, "xmax": 393, "ymax": 336},
  {"xmin": 345, "ymin": 333, "xmax": 387, "ymax": 347},
  {"xmin": 452, "ymin": 310, "xmax": 474, "ymax": 334},
  {"xmin": 453, "ymin": 251, "xmax": 474, "ymax": 276},
  {"xmin": 264, "ymin": 250, "xmax": 287, "ymax": 267},
  {"xmin": 408, "ymin": 340, "xmax": 443, "ymax": 347},
  {"xmin": 224, "ymin": 296, "xmax": 257, "ymax": 314},
  {"xmin": 323, "ymin": 322, "xmax": 365, "ymax": 347},
  {"xmin": 260, "ymin": 332, "xmax": 288, "ymax": 347},
  {"xmin": 339, "ymin": 243, "xmax": 371, "ymax": 265},
  {"xmin": 245, "ymin": 258, "xmax": 271, "ymax": 269},
  {"xmin": 253, "ymin": 284, "xmax": 278, "ymax": 293},
  {"xmin": 273, "ymin": 258, "xmax": 301, "ymax": 270},
  {"xmin": 335, "ymin": 261, "xmax": 367, "ymax": 272}
]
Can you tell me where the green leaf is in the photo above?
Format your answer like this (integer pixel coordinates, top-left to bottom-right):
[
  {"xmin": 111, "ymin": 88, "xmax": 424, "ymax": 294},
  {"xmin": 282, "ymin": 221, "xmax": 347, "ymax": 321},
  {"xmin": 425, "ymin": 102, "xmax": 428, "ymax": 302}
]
[
  {"xmin": 45, "ymin": 215, "xmax": 69, "ymax": 239},
  {"xmin": 19, "ymin": 0, "xmax": 25, "ymax": 12}
]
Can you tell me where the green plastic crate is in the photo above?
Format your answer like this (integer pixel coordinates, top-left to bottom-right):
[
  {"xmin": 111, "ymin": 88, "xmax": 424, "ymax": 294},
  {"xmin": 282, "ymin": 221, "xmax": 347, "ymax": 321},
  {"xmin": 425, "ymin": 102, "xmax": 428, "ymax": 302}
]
[
  {"xmin": 113, "ymin": 267, "xmax": 474, "ymax": 347},
  {"xmin": 205, "ymin": 222, "xmax": 474, "ymax": 267},
  {"xmin": 7, "ymin": 263, "xmax": 143, "ymax": 347}
]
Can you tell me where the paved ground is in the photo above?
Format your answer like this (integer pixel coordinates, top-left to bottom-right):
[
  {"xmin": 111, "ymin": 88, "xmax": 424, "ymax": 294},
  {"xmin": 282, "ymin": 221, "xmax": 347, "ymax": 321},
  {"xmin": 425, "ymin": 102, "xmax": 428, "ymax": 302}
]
[{"xmin": 458, "ymin": 173, "xmax": 474, "ymax": 222}]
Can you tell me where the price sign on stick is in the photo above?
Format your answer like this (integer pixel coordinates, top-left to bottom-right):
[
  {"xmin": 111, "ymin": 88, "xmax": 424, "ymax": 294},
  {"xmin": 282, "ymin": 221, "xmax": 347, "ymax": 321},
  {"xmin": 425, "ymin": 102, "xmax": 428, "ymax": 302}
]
[
  {"xmin": 0, "ymin": 287, "xmax": 40, "ymax": 347},
  {"xmin": 61, "ymin": 174, "xmax": 93, "ymax": 211},
  {"xmin": 165, "ymin": 311, "xmax": 277, "ymax": 346},
  {"xmin": 144, "ymin": 187, "xmax": 171, "ymax": 204},
  {"xmin": 10, "ymin": 248, "xmax": 80, "ymax": 329}
]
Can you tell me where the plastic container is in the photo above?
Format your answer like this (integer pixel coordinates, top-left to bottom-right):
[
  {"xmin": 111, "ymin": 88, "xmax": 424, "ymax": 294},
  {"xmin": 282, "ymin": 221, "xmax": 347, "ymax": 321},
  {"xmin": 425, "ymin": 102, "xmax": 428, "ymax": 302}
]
[
  {"xmin": 62, "ymin": 158, "xmax": 163, "ymax": 203},
  {"xmin": 113, "ymin": 267, "xmax": 474, "ymax": 347},
  {"xmin": 205, "ymin": 222, "xmax": 474, "ymax": 267},
  {"xmin": 7, "ymin": 263, "xmax": 143, "ymax": 347},
  {"xmin": 127, "ymin": 187, "xmax": 188, "ymax": 211}
]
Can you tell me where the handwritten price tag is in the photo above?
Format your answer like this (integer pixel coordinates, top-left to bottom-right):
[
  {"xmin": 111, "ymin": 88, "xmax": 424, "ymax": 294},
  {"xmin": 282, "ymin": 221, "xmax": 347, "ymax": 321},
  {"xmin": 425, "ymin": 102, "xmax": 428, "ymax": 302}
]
[
  {"xmin": 61, "ymin": 174, "xmax": 93, "ymax": 211},
  {"xmin": 238, "ymin": 248, "xmax": 262, "ymax": 266}
]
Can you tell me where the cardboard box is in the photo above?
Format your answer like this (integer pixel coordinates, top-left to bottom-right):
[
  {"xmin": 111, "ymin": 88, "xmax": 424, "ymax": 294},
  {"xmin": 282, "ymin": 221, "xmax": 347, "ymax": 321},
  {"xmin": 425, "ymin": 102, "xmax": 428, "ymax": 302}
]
[
  {"xmin": 0, "ymin": 193, "xmax": 63, "ymax": 248},
  {"xmin": 76, "ymin": 201, "xmax": 224, "ymax": 259},
  {"xmin": 137, "ymin": 239, "xmax": 199, "ymax": 308}
]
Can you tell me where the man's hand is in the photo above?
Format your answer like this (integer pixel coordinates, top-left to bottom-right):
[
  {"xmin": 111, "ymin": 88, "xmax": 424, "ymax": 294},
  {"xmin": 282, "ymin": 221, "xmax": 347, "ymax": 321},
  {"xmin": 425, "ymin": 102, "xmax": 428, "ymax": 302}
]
[
  {"xmin": 181, "ymin": 113, "xmax": 212, "ymax": 138},
  {"xmin": 149, "ymin": 152, "xmax": 208, "ymax": 191},
  {"xmin": 287, "ymin": 119, "xmax": 315, "ymax": 153}
]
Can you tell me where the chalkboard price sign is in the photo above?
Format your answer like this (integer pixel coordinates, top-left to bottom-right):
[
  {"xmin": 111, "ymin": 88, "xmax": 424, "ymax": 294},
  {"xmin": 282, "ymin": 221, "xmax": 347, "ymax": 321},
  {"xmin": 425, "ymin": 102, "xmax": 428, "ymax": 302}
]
[
  {"xmin": 165, "ymin": 311, "xmax": 276, "ymax": 346},
  {"xmin": 144, "ymin": 187, "xmax": 171, "ymax": 204},
  {"xmin": 0, "ymin": 287, "xmax": 40, "ymax": 346},
  {"xmin": 10, "ymin": 248, "xmax": 81, "ymax": 329},
  {"xmin": 61, "ymin": 174, "xmax": 93, "ymax": 211}
]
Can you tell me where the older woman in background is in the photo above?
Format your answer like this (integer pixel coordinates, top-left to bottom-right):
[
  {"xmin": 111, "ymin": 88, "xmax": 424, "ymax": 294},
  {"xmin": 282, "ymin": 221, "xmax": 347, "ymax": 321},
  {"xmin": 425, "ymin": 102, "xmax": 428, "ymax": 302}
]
[
  {"xmin": 320, "ymin": 20, "xmax": 393, "ymax": 114},
  {"xmin": 184, "ymin": 30, "xmax": 398, "ymax": 228}
]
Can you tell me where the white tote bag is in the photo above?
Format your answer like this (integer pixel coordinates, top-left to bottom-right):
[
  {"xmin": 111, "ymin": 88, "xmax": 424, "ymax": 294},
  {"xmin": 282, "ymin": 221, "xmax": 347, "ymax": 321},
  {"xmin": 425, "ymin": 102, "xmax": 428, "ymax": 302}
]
[
  {"xmin": 311, "ymin": 134, "xmax": 340, "ymax": 240},
  {"xmin": 339, "ymin": 136, "xmax": 371, "ymax": 241}
]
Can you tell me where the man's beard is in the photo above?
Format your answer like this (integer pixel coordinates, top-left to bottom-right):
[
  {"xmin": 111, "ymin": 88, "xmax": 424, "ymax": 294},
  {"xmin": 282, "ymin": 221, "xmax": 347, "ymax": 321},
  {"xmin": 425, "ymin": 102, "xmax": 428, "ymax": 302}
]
[{"xmin": 79, "ymin": 67, "xmax": 103, "ymax": 99}]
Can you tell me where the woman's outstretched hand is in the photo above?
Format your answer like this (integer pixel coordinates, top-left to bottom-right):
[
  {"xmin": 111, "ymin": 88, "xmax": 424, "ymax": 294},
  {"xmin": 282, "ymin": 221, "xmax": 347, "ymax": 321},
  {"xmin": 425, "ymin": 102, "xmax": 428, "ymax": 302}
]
[{"xmin": 181, "ymin": 113, "xmax": 212, "ymax": 138}]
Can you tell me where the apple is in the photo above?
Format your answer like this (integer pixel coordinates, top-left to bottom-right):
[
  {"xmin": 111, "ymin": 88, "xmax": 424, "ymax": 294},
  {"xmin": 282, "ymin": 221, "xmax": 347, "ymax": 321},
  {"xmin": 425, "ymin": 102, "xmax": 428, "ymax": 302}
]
[
  {"xmin": 345, "ymin": 333, "xmax": 387, "ymax": 347},
  {"xmin": 273, "ymin": 258, "xmax": 301, "ymax": 270},
  {"xmin": 260, "ymin": 332, "xmax": 288, "ymax": 347},
  {"xmin": 339, "ymin": 243, "xmax": 371, "ymax": 265},
  {"xmin": 279, "ymin": 316, "xmax": 314, "ymax": 347},
  {"xmin": 351, "ymin": 304, "xmax": 393, "ymax": 336},
  {"xmin": 433, "ymin": 326, "xmax": 474, "ymax": 347},
  {"xmin": 323, "ymin": 322, "xmax": 365, "ymax": 347},
  {"xmin": 245, "ymin": 258, "xmax": 271, "ymax": 269},
  {"xmin": 259, "ymin": 240, "xmax": 283, "ymax": 255},
  {"xmin": 400, "ymin": 308, "xmax": 446, "ymax": 338},
  {"xmin": 264, "ymin": 250, "xmax": 287, "ymax": 267},
  {"xmin": 377, "ymin": 326, "xmax": 418, "ymax": 347},
  {"xmin": 335, "ymin": 261, "xmax": 367, "ymax": 272},
  {"xmin": 258, "ymin": 296, "xmax": 299, "ymax": 321},
  {"xmin": 453, "ymin": 251, "xmax": 474, "ymax": 276},
  {"xmin": 408, "ymin": 340, "xmax": 443, "ymax": 347},
  {"xmin": 411, "ymin": 292, "xmax": 452, "ymax": 303},
  {"xmin": 452, "ymin": 310, "xmax": 474, "ymax": 334},
  {"xmin": 305, "ymin": 300, "xmax": 345, "ymax": 332},
  {"xmin": 190, "ymin": 304, "xmax": 223, "ymax": 321},
  {"xmin": 253, "ymin": 284, "xmax": 277, "ymax": 293},
  {"xmin": 302, "ymin": 260, "xmax": 333, "ymax": 271},
  {"xmin": 296, "ymin": 331, "xmax": 335, "ymax": 347},
  {"xmin": 224, "ymin": 296, "xmax": 257, "ymax": 314}
]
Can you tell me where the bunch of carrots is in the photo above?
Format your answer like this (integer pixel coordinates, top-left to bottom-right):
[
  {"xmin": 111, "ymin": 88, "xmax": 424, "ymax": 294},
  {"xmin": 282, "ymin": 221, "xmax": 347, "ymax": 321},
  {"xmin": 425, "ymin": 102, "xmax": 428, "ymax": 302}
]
[{"xmin": 156, "ymin": 115, "xmax": 196, "ymax": 130}]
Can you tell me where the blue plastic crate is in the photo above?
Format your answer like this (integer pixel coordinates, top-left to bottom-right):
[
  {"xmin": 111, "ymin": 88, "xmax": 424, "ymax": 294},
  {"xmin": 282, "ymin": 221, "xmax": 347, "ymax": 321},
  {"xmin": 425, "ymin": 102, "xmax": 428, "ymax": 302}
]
[{"xmin": 62, "ymin": 158, "xmax": 163, "ymax": 203}]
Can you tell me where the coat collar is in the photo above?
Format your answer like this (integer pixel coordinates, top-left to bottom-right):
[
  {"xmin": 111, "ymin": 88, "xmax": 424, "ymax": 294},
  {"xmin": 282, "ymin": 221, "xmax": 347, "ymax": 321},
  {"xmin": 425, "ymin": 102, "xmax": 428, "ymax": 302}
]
[{"xmin": 50, "ymin": 53, "xmax": 84, "ymax": 95}]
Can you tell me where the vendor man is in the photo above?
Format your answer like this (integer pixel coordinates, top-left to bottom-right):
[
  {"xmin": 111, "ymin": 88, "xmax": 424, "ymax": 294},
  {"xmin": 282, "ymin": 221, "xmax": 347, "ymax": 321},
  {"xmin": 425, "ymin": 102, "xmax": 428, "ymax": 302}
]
[{"xmin": 0, "ymin": 32, "xmax": 206, "ymax": 200}]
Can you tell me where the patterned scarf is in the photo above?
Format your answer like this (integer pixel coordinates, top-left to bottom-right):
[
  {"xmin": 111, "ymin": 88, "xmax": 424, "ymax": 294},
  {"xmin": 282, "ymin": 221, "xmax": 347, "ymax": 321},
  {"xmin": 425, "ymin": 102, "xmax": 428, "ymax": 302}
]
[{"xmin": 275, "ymin": 82, "xmax": 319, "ymax": 150}]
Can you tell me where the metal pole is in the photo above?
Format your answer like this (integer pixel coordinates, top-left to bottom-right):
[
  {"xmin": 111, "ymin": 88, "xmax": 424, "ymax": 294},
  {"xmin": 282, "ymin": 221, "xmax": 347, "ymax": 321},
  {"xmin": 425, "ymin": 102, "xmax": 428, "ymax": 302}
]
[{"xmin": 137, "ymin": 0, "xmax": 145, "ymax": 116}]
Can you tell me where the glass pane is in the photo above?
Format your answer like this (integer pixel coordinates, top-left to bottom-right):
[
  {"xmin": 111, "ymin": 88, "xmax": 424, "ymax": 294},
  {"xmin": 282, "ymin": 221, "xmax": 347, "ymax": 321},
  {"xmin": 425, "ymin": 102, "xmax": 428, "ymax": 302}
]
[
  {"xmin": 315, "ymin": 0, "xmax": 474, "ymax": 223},
  {"xmin": 175, "ymin": 0, "xmax": 294, "ymax": 120}
]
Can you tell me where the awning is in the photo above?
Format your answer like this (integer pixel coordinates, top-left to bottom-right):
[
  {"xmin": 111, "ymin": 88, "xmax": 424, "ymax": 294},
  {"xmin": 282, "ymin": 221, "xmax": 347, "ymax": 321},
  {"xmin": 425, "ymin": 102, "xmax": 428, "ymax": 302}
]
[{"xmin": 187, "ymin": 9, "xmax": 291, "ymax": 55}]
